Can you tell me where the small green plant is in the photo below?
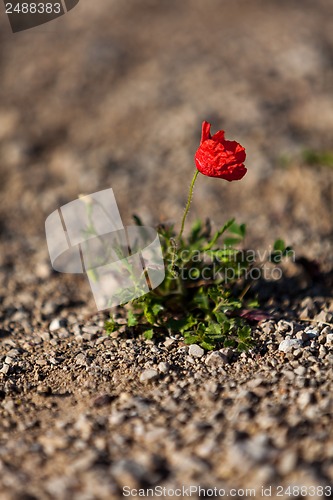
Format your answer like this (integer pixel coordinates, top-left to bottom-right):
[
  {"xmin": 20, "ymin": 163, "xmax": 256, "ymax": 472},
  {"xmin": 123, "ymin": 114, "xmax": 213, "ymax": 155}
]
[
  {"xmin": 302, "ymin": 149, "xmax": 333, "ymax": 168},
  {"xmin": 105, "ymin": 121, "xmax": 292, "ymax": 350}
]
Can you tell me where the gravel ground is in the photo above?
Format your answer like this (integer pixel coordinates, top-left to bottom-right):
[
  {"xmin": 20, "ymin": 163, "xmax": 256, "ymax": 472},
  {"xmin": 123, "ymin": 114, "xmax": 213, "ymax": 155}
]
[
  {"xmin": 0, "ymin": 0, "xmax": 333, "ymax": 498},
  {"xmin": 0, "ymin": 297, "xmax": 333, "ymax": 499}
]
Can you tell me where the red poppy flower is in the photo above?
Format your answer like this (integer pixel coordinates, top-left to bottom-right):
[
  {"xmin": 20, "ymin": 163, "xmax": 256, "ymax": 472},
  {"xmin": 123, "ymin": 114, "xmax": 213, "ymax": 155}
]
[{"xmin": 194, "ymin": 121, "xmax": 247, "ymax": 181}]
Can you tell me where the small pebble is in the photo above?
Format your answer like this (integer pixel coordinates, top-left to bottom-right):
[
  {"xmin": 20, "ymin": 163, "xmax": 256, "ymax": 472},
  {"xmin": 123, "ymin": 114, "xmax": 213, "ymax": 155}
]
[
  {"xmin": 205, "ymin": 352, "xmax": 228, "ymax": 367},
  {"xmin": 278, "ymin": 339, "xmax": 303, "ymax": 353},
  {"xmin": 139, "ymin": 369, "xmax": 159, "ymax": 382},
  {"xmin": 188, "ymin": 344, "xmax": 204, "ymax": 358},
  {"xmin": 157, "ymin": 362, "xmax": 169, "ymax": 373}
]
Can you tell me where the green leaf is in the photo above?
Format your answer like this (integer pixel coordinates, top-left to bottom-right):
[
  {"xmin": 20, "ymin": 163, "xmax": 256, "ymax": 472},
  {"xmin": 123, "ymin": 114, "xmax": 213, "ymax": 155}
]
[
  {"xmin": 224, "ymin": 338, "xmax": 237, "ymax": 348},
  {"xmin": 184, "ymin": 333, "xmax": 200, "ymax": 344},
  {"xmin": 246, "ymin": 298, "xmax": 260, "ymax": 309},
  {"xmin": 228, "ymin": 222, "xmax": 246, "ymax": 238},
  {"xmin": 223, "ymin": 237, "xmax": 242, "ymax": 247},
  {"xmin": 152, "ymin": 303, "xmax": 164, "ymax": 316},
  {"xmin": 273, "ymin": 239, "xmax": 286, "ymax": 252},
  {"xmin": 193, "ymin": 290, "xmax": 210, "ymax": 310},
  {"xmin": 238, "ymin": 325, "xmax": 251, "ymax": 341},
  {"xmin": 127, "ymin": 310, "xmax": 138, "ymax": 327},
  {"xmin": 205, "ymin": 323, "xmax": 222, "ymax": 338},
  {"xmin": 270, "ymin": 239, "xmax": 293, "ymax": 263},
  {"xmin": 214, "ymin": 311, "xmax": 228, "ymax": 324},
  {"xmin": 200, "ymin": 341, "xmax": 216, "ymax": 351},
  {"xmin": 167, "ymin": 315, "xmax": 198, "ymax": 334},
  {"xmin": 105, "ymin": 316, "xmax": 119, "ymax": 334},
  {"xmin": 144, "ymin": 329, "xmax": 154, "ymax": 340},
  {"xmin": 237, "ymin": 342, "xmax": 249, "ymax": 352}
]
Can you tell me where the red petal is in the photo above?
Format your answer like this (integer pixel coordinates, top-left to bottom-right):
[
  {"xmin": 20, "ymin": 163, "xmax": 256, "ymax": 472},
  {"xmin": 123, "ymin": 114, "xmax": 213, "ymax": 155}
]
[
  {"xmin": 200, "ymin": 121, "xmax": 212, "ymax": 144},
  {"xmin": 211, "ymin": 130, "xmax": 226, "ymax": 143}
]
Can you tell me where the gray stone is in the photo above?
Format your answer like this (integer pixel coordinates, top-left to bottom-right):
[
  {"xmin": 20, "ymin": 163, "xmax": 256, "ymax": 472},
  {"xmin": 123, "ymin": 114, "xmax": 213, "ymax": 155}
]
[
  {"xmin": 304, "ymin": 329, "xmax": 319, "ymax": 338},
  {"xmin": 294, "ymin": 366, "xmax": 306, "ymax": 376},
  {"xmin": 186, "ymin": 356, "xmax": 195, "ymax": 364},
  {"xmin": 163, "ymin": 338, "xmax": 175, "ymax": 349},
  {"xmin": 157, "ymin": 362, "xmax": 169, "ymax": 373},
  {"xmin": 219, "ymin": 347, "xmax": 234, "ymax": 360},
  {"xmin": 189, "ymin": 344, "xmax": 204, "ymax": 358},
  {"xmin": 75, "ymin": 353, "xmax": 87, "ymax": 366},
  {"xmin": 38, "ymin": 331, "xmax": 51, "ymax": 341},
  {"xmin": 296, "ymin": 331, "xmax": 311, "ymax": 341},
  {"xmin": 139, "ymin": 369, "xmax": 159, "ymax": 382},
  {"xmin": 0, "ymin": 364, "xmax": 10, "ymax": 375},
  {"xmin": 6, "ymin": 349, "xmax": 20, "ymax": 358},
  {"xmin": 205, "ymin": 351, "xmax": 228, "ymax": 367},
  {"xmin": 82, "ymin": 325, "xmax": 100, "ymax": 335},
  {"xmin": 298, "ymin": 391, "xmax": 313, "ymax": 409},
  {"xmin": 36, "ymin": 358, "xmax": 48, "ymax": 366}
]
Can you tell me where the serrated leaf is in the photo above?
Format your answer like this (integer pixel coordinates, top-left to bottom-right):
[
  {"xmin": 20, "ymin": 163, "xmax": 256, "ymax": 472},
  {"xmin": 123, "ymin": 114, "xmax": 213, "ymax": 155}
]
[
  {"xmin": 214, "ymin": 311, "xmax": 228, "ymax": 324},
  {"xmin": 224, "ymin": 338, "xmax": 237, "ymax": 348},
  {"xmin": 237, "ymin": 342, "xmax": 249, "ymax": 352},
  {"xmin": 200, "ymin": 341, "xmax": 216, "ymax": 351},
  {"xmin": 238, "ymin": 326, "xmax": 251, "ymax": 340},
  {"xmin": 193, "ymin": 291, "xmax": 210, "ymax": 310},
  {"xmin": 143, "ymin": 306, "xmax": 155, "ymax": 325},
  {"xmin": 184, "ymin": 333, "xmax": 200, "ymax": 344},
  {"xmin": 127, "ymin": 310, "xmax": 138, "ymax": 327},
  {"xmin": 205, "ymin": 323, "xmax": 222, "ymax": 338}
]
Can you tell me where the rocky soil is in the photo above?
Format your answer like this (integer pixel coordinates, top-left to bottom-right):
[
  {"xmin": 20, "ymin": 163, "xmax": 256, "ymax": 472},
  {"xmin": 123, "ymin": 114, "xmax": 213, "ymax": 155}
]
[{"xmin": 0, "ymin": 0, "xmax": 333, "ymax": 498}]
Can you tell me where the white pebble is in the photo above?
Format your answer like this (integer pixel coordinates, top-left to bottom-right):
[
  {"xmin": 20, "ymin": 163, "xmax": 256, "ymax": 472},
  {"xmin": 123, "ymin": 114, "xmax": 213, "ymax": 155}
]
[
  {"xmin": 278, "ymin": 339, "xmax": 303, "ymax": 353},
  {"xmin": 189, "ymin": 344, "xmax": 204, "ymax": 358},
  {"xmin": 49, "ymin": 319, "xmax": 61, "ymax": 332},
  {"xmin": 139, "ymin": 369, "xmax": 158, "ymax": 382}
]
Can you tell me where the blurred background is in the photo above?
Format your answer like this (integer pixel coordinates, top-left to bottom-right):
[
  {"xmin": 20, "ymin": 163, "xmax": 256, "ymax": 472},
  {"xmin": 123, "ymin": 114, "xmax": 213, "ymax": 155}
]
[{"xmin": 0, "ymin": 0, "xmax": 332, "ymax": 309}]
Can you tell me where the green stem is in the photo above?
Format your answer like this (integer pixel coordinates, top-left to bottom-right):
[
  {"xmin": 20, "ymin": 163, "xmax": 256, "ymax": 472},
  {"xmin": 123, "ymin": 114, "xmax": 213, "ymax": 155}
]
[{"xmin": 178, "ymin": 169, "xmax": 199, "ymax": 242}]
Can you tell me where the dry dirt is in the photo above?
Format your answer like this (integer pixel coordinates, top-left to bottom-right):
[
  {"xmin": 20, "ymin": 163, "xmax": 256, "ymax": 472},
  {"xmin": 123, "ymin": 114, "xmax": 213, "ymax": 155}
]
[{"xmin": 0, "ymin": 1, "xmax": 333, "ymax": 499}]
